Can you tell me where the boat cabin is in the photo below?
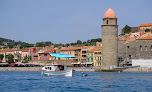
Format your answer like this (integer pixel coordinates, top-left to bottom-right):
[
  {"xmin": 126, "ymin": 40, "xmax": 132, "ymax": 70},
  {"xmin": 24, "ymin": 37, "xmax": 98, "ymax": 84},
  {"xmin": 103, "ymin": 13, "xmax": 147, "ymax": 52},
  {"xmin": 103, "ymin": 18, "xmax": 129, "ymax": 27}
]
[{"xmin": 42, "ymin": 65, "xmax": 66, "ymax": 71}]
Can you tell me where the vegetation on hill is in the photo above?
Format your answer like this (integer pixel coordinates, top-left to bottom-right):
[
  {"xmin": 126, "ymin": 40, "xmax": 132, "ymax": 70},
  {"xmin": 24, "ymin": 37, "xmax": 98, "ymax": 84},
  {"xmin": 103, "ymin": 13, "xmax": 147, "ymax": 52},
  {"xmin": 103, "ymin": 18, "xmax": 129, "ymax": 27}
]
[
  {"xmin": 145, "ymin": 29, "xmax": 151, "ymax": 32},
  {"xmin": 0, "ymin": 37, "xmax": 102, "ymax": 48},
  {"xmin": 119, "ymin": 25, "xmax": 131, "ymax": 36},
  {"xmin": 54, "ymin": 38, "xmax": 102, "ymax": 47}
]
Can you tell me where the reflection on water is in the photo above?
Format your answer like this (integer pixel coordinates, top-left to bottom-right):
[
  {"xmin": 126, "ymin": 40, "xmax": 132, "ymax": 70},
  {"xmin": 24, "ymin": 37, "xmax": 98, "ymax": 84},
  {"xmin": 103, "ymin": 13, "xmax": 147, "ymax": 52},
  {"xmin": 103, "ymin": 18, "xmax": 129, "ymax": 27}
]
[{"xmin": 0, "ymin": 72, "xmax": 152, "ymax": 92}]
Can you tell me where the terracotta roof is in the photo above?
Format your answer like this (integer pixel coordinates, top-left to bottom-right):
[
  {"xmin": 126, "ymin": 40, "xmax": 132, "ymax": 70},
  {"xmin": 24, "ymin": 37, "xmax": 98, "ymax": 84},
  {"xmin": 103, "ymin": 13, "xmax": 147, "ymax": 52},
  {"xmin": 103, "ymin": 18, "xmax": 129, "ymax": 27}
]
[
  {"xmin": 60, "ymin": 46, "xmax": 91, "ymax": 51},
  {"xmin": 118, "ymin": 39, "xmax": 127, "ymax": 41},
  {"xmin": 139, "ymin": 23, "xmax": 152, "ymax": 27},
  {"xmin": 33, "ymin": 53, "xmax": 38, "ymax": 56},
  {"xmin": 0, "ymin": 49, "xmax": 16, "ymax": 52},
  {"xmin": 21, "ymin": 50, "xmax": 29, "ymax": 52},
  {"xmin": 136, "ymin": 36, "xmax": 152, "ymax": 40},
  {"xmin": 104, "ymin": 8, "xmax": 116, "ymax": 18},
  {"xmin": 41, "ymin": 49, "xmax": 56, "ymax": 53},
  {"xmin": 87, "ymin": 49, "xmax": 102, "ymax": 53}
]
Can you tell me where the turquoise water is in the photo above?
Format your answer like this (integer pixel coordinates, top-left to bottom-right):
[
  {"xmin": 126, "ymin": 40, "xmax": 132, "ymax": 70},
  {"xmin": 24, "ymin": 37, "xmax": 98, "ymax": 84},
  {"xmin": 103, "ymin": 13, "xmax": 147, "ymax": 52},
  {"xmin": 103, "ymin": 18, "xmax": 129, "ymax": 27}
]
[{"xmin": 0, "ymin": 72, "xmax": 152, "ymax": 92}]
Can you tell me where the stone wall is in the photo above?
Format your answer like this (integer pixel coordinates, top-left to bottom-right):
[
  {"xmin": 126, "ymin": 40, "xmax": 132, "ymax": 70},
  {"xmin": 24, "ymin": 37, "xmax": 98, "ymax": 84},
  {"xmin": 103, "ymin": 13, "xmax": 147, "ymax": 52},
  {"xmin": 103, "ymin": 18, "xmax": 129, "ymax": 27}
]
[
  {"xmin": 118, "ymin": 40, "xmax": 152, "ymax": 63},
  {"xmin": 102, "ymin": 25, "xmax": 118, "ymax": 69}
]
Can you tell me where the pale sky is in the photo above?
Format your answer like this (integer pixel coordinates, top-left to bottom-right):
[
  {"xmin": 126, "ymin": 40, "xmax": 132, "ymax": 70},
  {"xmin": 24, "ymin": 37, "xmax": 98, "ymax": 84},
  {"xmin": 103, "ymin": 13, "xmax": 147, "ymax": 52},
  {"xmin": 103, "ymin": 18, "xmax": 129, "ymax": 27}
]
[{"xmin": 0, "ymin": 0, "xmax": 152, "ymax": 44}]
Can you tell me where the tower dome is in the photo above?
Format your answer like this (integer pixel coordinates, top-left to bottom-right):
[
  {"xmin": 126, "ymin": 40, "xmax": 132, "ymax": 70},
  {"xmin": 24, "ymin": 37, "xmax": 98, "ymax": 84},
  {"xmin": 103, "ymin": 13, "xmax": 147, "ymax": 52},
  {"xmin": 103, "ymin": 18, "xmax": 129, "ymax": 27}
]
[{"xmin": 104, "ymin": 8, "xmax": 116, "ymax": 18}]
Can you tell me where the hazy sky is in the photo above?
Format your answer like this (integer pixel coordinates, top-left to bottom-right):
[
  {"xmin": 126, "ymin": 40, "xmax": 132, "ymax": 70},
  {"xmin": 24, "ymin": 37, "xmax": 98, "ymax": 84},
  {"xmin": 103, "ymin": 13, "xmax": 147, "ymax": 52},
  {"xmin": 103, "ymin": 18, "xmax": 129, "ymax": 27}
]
[{"xmin": 0, "ymin": 0, "xmax": 152, "ymax": 44}]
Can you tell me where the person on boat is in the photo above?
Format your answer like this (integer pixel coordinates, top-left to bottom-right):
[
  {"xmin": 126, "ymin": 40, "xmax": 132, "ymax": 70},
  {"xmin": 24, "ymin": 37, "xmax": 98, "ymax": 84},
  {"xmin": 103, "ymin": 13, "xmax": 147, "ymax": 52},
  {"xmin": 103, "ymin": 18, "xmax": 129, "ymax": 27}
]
[{"xmin": 55, "ymin": 65, "xmax": 60, "ymax": 71}]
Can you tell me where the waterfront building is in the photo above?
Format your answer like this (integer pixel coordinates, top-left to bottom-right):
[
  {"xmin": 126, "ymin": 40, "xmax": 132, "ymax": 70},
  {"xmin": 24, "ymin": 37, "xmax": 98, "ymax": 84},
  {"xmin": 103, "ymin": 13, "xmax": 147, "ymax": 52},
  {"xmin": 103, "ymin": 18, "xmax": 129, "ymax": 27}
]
[
  {"xmin": 87, "ymin": 48, "xmax": 102, "ymax": 66},
  {"xmin": 0, "ymin": 49, "xmax": 15, "ymax": 62},
  {"xmin": 139, "ymin": 23, "xmax": 152, "ymax": 30},
  {"xmin": 101, "ymin": 8, "xmax": 118, "ymax": 69},
  {"xmin": 118, "ymin": 35, "xmax": 152, "ymax": 66},
  {"xmin": 39, "ymin": 49, "xmax": 56, "ymax": 60}
]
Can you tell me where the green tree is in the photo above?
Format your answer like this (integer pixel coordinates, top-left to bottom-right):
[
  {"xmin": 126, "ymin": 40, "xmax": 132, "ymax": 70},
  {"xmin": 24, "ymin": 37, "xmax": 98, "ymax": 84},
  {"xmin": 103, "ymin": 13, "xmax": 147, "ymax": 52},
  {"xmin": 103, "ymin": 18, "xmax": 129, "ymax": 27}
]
[
  {"xmin": 55, "ymin": 44, "xmax": 62, "ymax": 47},
  {"xmin": 0, "ymin": 54, "xmax": 4, "ymax": 62},
  {"xmin": 27, "ymin": 56, "xmax": 32, "ymax": 61},
  {"xmin": 45, "ymin": 41, "xmax": 52, "ymax": 46},
  {"xmin": 145, "ymin": 29, "xmax": 150, "ymax": 32},
  {"xmin": 70, "ymin": 43, "xmax": 75, "ymax": 46},
  {"xmin": 8, "ymin": 44, "xmax": 13, "ymax": 48},
  {"xmin": 77, "ymin": 40, "xmax": 82, "ymax": 44},
  {"xmin": 22, "ymin": 55, "xmax": 31, "ymax": 63},
  {"xmin": 20, "ymin": 43, "xmax": 34, "ymax": 49},
  {"xmin": 83, "ymin": 41, "xmax": 86, "ymax": 44},
  {"xmin": 66, "ymin": 43, "xmax": 70, "ymax": 47},
  {"xmin": 36, "ymin": 42, "xmax": 46, "ymax": 47},
  {"xmin": 123, "ymin": 25, "xmax": 131, "ymax": 34},
  {"xmin": 5, "ymin": 54, "xmax": 14, "ymax": 63}
]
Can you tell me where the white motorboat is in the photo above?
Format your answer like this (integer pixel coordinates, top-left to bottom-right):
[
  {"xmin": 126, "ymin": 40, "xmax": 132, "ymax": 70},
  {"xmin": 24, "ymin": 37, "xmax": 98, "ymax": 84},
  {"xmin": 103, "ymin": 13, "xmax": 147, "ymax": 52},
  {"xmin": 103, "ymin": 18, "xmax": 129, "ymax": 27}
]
[{"xmin": 42, "ymin": 65, "xmax": 74, "ymax": 77}]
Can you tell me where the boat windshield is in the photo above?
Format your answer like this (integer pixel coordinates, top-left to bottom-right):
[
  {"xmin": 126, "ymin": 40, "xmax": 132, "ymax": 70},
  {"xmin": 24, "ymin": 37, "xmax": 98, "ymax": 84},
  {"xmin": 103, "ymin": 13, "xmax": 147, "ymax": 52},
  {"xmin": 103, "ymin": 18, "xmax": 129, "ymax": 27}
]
[{"xmin": 45, "ymin": 67, "xmax": 51, "ymax": 70}]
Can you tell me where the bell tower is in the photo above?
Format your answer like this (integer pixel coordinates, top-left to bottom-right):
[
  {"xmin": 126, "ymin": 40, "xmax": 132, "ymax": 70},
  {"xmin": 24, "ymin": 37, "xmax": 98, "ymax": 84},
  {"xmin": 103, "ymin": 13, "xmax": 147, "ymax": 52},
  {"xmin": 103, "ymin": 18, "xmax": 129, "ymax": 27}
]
[{"xmin": 101, "ymin": 8, "xmax": 118, "ymax": 69}]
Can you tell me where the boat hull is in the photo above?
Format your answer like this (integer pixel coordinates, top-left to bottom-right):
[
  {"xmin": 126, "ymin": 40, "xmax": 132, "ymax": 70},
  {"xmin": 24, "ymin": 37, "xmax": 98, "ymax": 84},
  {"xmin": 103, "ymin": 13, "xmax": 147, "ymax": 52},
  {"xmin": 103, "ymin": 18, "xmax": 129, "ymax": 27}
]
[{"xmin": 42, "ymin": 69, "xmax": 74, "ymax": 77}]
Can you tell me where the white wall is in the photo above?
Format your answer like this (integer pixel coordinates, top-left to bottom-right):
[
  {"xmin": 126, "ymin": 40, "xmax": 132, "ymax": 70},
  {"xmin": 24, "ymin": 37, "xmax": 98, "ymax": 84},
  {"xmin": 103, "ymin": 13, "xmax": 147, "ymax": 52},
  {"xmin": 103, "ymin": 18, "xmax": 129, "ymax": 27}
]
[{"xmin": 132, "ymin": 59, "xmax": 152, "ymax": 67}]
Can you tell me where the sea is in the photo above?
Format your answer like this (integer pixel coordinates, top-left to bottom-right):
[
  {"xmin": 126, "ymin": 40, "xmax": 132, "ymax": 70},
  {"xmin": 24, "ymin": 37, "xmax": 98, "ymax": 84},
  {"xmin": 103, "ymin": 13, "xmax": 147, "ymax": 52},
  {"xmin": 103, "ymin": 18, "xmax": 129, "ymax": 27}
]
[{"xmin": 0, "ymin": 71, "xmax": 152, "ymax": 92}]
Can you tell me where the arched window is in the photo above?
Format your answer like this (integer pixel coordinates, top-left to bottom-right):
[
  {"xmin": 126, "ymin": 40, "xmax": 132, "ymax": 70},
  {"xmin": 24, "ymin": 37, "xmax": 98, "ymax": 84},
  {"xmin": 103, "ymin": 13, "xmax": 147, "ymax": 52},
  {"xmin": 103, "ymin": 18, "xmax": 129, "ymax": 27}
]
[
  {"xmin": 151, "ymin": 45, "xmax": 152, "ymax": 51},
  {"xmin": 140, "ymin": 45, "xmax": 142, "ymax": 51},
  {"xmin": 107, "ymin": 20, "xmax": 108, "ymax": 24}
]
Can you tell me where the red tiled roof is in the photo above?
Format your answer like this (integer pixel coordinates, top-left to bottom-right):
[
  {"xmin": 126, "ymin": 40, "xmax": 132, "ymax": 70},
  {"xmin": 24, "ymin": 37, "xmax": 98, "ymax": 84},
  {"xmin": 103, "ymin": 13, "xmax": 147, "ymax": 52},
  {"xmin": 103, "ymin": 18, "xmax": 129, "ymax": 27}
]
[
  {"xmin": 139, "ymin": 23, "xmax": 152, "ymax": 27},
  {"xmin": 136, "ymin": 36, "xmax": 152, "ymax": 40},
  {"xmin": 87, "ymin": 49, "xmax": 102, "ymax": 53},
  {"xmin": 60, "ymin": 46, "xmax": 91, "ymax": 51},
  {"xmin": 41, "ymin": 49, "xmax": 56, "ymax": 53}
]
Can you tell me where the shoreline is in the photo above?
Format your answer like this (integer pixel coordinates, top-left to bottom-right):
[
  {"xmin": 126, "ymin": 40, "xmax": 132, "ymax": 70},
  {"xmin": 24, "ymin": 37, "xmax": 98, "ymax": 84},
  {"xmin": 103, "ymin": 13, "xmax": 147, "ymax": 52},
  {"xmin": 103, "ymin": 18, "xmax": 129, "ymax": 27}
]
[
  {"xmin": 0, "ymin": 67, "xmax": 152, "ymax": 72},
  {"xmin": 0, "ymin": 67, "xmax": 95, "ymax": 72}
]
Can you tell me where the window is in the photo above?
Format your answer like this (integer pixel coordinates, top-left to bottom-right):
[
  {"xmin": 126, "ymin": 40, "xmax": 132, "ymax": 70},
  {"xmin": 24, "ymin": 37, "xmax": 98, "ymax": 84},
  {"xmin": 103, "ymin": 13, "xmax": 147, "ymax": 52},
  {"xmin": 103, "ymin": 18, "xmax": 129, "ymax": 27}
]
[
  {"xmin": 44, "ymin": 54, "xmax": 47, "ymax": 56},
  {"xmin": 79, "ymin": 59, "xmax": 80, "ymax": 61},
  {"xmin": 107, "ymin": 20, "xmax": 108, "ymax": 24},
  {"xmin": 46, "ymin": 56, "xmax": 48, "ymax": 59},
  {"xmin": 88, "ymin": 58, "xmax": 89, "ymax": 62},
  {"xmin": 129, "ymin": 55, "xmax": 131, "ymax": 59},
  {"xmin": 100, "ymin": 57, "xmax": 101, "ymax": 61},
  {"xmin": 43, "ymin": 56, "xmax": 45, "ymax": 59},
  {"xmin": 127, "ymin": 46, "xmax": 130, "ymax": 48},
  {"xmin": 39, "ymin": 54, "xmax": 41, "ymax": 56},
  {"xmin": 145, "ymin": 46, "xmax": 147, "ymax": 51},
  {"xmin": 91, "ymin": 54, "xmax": 93, "ymax": 57},
  {"xmin": 34, "ymin": 57, "xmax": 35, "ymax": 59},
  {"xmin": 91, "ymin": 58, "xmax": 93, "ymax": 62},
  {"xmin": 140, "ymin": 45, "xmax": 142, "ymax": 51},
  {"xmin": 151, "ymin": 45, "xmax": 152, "ymax": 51}
]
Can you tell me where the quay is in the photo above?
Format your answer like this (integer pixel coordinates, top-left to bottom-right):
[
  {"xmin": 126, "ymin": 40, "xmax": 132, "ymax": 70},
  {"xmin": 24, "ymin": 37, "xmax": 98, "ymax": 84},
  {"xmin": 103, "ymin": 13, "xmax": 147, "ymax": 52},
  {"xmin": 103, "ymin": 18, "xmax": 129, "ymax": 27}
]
[{"xmin": 0, "ymin": 66, "xmax": 152, "ymax": 72}]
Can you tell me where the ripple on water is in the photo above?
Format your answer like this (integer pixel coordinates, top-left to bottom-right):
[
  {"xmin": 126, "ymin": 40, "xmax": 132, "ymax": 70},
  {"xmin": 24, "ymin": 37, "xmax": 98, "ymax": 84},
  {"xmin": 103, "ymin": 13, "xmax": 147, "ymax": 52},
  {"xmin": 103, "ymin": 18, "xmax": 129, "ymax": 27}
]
[{"xmin": 0, "ymin": 72, "xmax": 152, "ymax": 92}]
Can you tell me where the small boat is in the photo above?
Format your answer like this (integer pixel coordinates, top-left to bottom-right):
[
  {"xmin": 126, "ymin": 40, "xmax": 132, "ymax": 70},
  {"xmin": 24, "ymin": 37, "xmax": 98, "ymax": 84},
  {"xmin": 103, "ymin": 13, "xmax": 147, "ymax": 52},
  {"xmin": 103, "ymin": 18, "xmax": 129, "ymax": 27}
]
[{"xmin": 42, "ymin": 65, "xmax": 74, "ymax": 77}]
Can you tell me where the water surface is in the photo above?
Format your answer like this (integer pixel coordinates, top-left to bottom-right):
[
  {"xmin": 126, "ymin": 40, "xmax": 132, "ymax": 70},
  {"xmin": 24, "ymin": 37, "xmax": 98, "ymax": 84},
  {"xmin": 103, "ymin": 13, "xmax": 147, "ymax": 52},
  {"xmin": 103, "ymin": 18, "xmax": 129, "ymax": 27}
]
[{"xmin": 0, "ymin": 71, "xmax": 152, "ymax": 92}]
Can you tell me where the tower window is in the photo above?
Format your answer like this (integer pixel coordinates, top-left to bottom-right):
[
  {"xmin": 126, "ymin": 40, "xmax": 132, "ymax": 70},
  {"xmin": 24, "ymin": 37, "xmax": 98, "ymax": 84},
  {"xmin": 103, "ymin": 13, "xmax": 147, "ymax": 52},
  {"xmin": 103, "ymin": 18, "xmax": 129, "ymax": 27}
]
[
  {"xmin": 140, "ymin": 45, "xmax": 142, "ymax": 51},
  {"xmin": 151, "ymin": 45, "xmax": 152, "ymax": 51},
  {"xmin": 107, "ymin": 20, "xmax": 108, "ymax": 24},
  {"xmin": 145, "ymin": 46, "xmax": 147, "ymax": 51},
  {"xmin": 127, "ymin": 46, "xmax": 130, "ymax": 48}
]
